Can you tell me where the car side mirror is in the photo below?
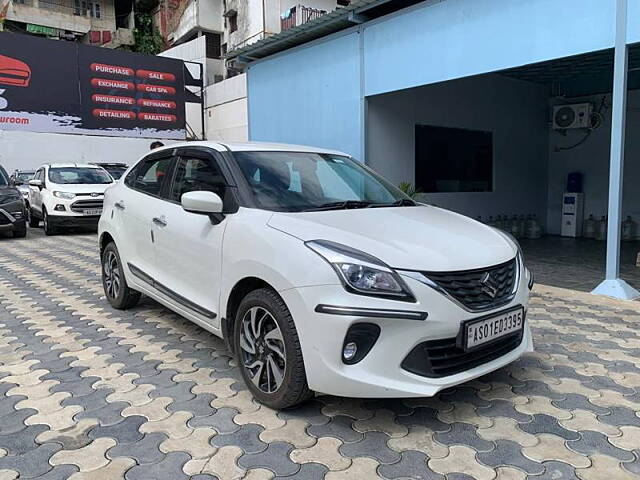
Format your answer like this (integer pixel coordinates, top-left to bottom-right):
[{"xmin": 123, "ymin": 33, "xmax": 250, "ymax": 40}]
[
  {"xmin": 181, "ymin": 191, "xmax": 224, "ymax": 224},
  {"xmin": 29, "ymin": 179, "xmax": 42, "ymax": 188},
  {"xmin": 12, "ymin": 179, "xmax": 23, "ymax": 186}
]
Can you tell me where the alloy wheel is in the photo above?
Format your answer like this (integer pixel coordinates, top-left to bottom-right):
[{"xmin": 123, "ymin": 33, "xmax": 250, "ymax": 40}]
[
  {"xmin": 103, "ymin": 251, "xmax": 121, "ymax": 300},
  {"xmin": 239, "ymin": 306, "xmax": 286, "ymax": 394}
]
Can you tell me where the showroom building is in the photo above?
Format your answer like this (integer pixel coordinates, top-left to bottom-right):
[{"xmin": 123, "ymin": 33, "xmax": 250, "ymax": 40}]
[{"xmin": 228, "ymin": 0, "xmax": 640, "ymax": 299}]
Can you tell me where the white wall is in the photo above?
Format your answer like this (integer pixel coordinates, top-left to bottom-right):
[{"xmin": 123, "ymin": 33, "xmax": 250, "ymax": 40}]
[
  {"xmin": 546, "ymin": 91, "xmax": 640, "ymax": 234},
  {"xmin": 367, "ymin": 74, "xmax": 549, "ymax": 223},
  {"xmin": 205, "ymin": 73, "xmax": 248, "ymax": 141},
  {"xmin": 0, "ymin": 130, "xmax": 157, "ymax": 172}
]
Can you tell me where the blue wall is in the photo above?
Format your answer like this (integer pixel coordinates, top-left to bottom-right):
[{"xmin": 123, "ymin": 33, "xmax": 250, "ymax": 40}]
[
  {"xmin": 247, "ymin": 31, "xmax": 363, "ymax": 159},
  {"xmin": 247, "ymin": 0, "xmax": 638, "ymax": 159}
]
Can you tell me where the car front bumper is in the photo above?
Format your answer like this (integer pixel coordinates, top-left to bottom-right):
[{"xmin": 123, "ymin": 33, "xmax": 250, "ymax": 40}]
[
  {"xmin": 0, "ymin": 207, "xmax": 26, "ymax": 232},
  {"xmin": 280, "ymin": 268, "xmax": 532, "ymax": 398}
]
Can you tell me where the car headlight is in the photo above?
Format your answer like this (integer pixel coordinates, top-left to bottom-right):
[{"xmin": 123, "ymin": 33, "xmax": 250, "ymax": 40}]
[
  {"xmin": 306, "ymin": 240, "xmax": 415, "ymax": 301},
  {"xmin": 53, "ymin": 191, "xmax": 76, "ymax": 200}
]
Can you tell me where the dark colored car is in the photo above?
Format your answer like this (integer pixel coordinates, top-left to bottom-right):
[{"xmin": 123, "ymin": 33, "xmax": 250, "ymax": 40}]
[
  {"xmin": 89, "ymin": 162, "xmax": 128, "ymax": 180},
  {"xmin": 0, "ymin": 165, "xmax": 27, "ymax": 238}
]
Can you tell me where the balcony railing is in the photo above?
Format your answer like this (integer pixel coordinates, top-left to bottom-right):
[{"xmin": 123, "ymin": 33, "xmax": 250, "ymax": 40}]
[{"xmin": 281, "ymin": 4, "xmax": 326, "ymax": 32}]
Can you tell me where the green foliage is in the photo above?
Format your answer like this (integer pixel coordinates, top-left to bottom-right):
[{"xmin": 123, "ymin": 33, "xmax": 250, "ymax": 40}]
[
  {"xmin": 398, "ymin": 181, "xmax": 421, "ymax": 199},
  {"xmin": 132, "ymin": 12, "xmax": 164, "ymax": 55}
]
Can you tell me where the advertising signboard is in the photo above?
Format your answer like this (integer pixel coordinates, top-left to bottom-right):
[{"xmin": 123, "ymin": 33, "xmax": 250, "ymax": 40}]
[{"xmin": 0, "ymin": 32, "xmax": 187, "ymax": 139}]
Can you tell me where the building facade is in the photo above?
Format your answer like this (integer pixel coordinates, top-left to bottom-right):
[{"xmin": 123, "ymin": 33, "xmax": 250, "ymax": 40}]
[{"xmin": 0, "ymin": 0, "xmax": 134, "ymax": 47}]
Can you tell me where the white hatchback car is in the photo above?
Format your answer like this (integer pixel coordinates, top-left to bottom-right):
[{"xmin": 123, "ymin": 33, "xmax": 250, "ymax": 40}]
[
  {"xmin": 29, "ymin": 163, "xmax": 113, "ymax": 235},
  {"xmin": 99, "ymin": 142, "xmax": 534, "ymax": 408}
]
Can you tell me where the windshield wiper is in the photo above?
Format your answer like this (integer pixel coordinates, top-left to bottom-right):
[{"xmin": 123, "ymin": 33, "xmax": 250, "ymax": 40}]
[
  {"xmin": 369, "ymin": 198, "xmax": 417, "ymax": 208},
  {"xmin": 302, "ymin": 200, "xmax": 373, "ymax": 211}
]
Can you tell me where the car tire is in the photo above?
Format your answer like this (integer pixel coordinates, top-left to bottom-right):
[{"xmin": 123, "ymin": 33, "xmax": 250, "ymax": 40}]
[
  {"xmin": 101, "ymin": 242, "xmax": 141, "ymax": 310},
  {"xmin": 43, "ymin": 209, "xmax": 57, "ymax": 236},
  {"xmin": 12, "ymin": 224, "xmax": 27, "ymax": 238},
  {"xmin": 234, "ymin": 288, "xmax": 313, "ymax": 409},
  {"xmin": 27, "ymin": 208, "xmax": 39, "ymax": 228}
]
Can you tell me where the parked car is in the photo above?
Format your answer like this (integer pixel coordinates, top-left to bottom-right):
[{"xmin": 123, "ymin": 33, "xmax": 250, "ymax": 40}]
[
  {"xmin": 10, "ymin": 169, "xmax": 35, "ymax": 205},
  {"xmin": 98, "ymin": 142, "xmax": 534, "ymax": 408},
  {"xmin": 0, "ymin": 164, "xmax": 27, "ymax": 238},
  {"xmin": 89, "ymin": 162, "xmax": 128, "ymax": 180},
  {"xmin": 28, "ymin": 163, "xmax": 113, "ymax": 235}
]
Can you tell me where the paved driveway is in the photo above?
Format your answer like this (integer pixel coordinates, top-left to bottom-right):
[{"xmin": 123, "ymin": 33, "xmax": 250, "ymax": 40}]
[{"xmin": 0, "ymin": 232, "xmax": 639, "ymax": 480}]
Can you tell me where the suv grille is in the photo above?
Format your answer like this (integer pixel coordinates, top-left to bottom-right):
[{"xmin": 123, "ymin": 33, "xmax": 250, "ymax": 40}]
[
  {"xmin": 70, "ymin": 199, "xmax": 103, "ymax": 213},
  {"xmin": 423, "ymin": 258, "xmax": 517, "ymax": 311},
  {"xmin": 401, "ymin": 330, "xmax": 524, "ymax": 378}
]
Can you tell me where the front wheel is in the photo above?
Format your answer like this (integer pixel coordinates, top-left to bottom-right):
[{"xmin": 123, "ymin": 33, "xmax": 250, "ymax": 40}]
[
  {"xmin": 43, "ymin": 209, "xmax": 57, "ymax": 236},
  {"xmin": 101, "ymin": 242, "xmax": 141, "ymax": 309},
  {"xmin": 12, "ymin": 224, "xmax": 27, "ymax": 238},
  {"xmin": 234, "ymin": 288, "xmax": 312, "ymax": 409},
  {"xmin": 28, "ymin": 208, "xmax": 39, "ymax": 228}
]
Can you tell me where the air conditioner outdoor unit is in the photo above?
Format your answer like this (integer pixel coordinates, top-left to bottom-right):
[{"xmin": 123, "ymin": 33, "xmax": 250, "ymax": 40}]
[{"xmin": 552, "ymin": 103, "xmax": 592, "ymax": 130}]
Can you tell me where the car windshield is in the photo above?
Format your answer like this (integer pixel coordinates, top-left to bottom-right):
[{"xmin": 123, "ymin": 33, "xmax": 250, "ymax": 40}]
[
  {"xmin": 234, "ymin": 151, "xmax": 411, "ymax": 212},
  {"xmin": 104, "ymin": 168, "xmax": 125, "ymax": 179},
  {"xmin": 17, "ymin": 172, "xmax": 34, "ymax": 182},
  {"xmin": 48, "ymin": 167, "xmax": 113, "ymax": 185}
]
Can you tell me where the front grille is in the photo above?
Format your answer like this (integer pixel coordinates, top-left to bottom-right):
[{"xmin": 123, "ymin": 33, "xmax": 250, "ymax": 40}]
[
  {"xmin": 70, "ymin": 199, "xmax": 103, "ymax": 213},
  {"xmin": 0, "ymin": 212, "xmax": 10, "ymax": 225},
  {"xmin": 401, "ymin": 330, "xmax": 524, "ymax": 378},
  {"xmin": 423, "ymin": 258, "xmax": 517, "ymax": 311}
]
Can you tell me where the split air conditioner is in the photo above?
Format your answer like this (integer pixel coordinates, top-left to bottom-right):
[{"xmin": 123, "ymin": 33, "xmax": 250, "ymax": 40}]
[{"xmin": 552, "ymin": 103, "xmax": 592, "ymax": 130}]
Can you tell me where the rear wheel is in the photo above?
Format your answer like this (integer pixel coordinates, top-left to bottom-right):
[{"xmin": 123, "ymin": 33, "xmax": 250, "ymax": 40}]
[
  {"xmin": 101, "ymin": 242, "xmax": 141, "ymax": 309},
  {"xmin": 27, "ymin": 208, "xmax": 39, "ymax": 228},
  {"xmin": 234, "ymin": 288, "xmax": 312, "ymax": 409}
]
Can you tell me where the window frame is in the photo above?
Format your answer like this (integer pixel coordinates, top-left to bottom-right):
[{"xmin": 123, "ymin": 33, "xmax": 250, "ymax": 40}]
[
  {"xmin": 124, "ymin": 151, "xmax": 176, "ymax": 200},
  {"xmin": 163, "ymin": 147, "xmax": 239, "ymax": 213}
]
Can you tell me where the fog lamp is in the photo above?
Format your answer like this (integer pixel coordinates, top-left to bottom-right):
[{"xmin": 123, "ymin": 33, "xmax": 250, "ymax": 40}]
[
  {"xmin": 341, "ymin": 323, "xmax": 381, "ymax": 365},
  {"xmin": 343, "ymin": 342, "xmax": 358, "ymax": 361},
  {"xmin": 54, "ymin": 204, "xmax": 66, "ymax": 211}
]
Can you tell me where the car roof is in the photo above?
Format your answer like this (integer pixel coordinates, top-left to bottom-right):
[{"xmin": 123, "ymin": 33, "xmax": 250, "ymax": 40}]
[
  {"xmin": 151, "ymin": 141, "xmax": 350, "ymax": 157},
  {"xmin": 45, "ymin": 163, "xmax": 104, "ymax": 169}
]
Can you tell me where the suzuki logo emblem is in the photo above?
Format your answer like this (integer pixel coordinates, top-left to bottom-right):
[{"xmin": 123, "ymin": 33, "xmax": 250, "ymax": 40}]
[{"xmin": 480, "ymin": 272, "xmax": 498, "ymax": 298}]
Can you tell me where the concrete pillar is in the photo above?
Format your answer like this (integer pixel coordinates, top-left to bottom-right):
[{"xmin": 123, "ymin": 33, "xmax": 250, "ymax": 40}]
[{"xmin": 592, "ymin": 0, "xmax": 640, "ymax": 300}]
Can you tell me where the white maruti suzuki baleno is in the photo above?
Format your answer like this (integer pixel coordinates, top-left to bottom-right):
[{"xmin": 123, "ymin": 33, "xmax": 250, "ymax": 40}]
[{"xmin": 99, "ymin": 142, "xmax": 534, "ymax": 408}]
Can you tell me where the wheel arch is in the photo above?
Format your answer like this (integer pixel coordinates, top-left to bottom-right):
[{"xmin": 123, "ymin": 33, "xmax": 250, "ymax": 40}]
[
  {"xmin": 223, "ymin": 276, "xmax": 278, "ymax": 354},
  {"xmin": 99, "ymin": 231, "xmax": 115, "ymax": 256}
]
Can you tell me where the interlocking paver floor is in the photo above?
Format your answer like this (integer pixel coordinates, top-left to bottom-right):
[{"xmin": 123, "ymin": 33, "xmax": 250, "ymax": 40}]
[{"xmin": 0, "ymin": 231, "xmax": 639, "ymax": 479}]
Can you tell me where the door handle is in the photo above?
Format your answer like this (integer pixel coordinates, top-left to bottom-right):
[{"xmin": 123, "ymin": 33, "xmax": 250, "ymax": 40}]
[
  {"xmin": 152, "ymin": 216, "xmax": 167, "ymax": 227},
  {"xmin": 114, "ymin": 201, "xmax": 125, "ymax": 210}
]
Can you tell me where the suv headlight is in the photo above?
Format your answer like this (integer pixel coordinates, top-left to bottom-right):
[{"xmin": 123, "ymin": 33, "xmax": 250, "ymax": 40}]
[
  {"xmin": 53, "ymin": 191, "xmax": 76, "ymax": 200},
  {"xmin": 306, "ymin": 240, "xmax": 415, "ymax": 301}
]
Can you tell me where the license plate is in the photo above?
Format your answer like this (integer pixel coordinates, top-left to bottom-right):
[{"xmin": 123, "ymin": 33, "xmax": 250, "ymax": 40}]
[
  {"xmin": 83, "ymin": 209, "xmax": 102, "ymax": 216},
  {"xmin": 460, "ymin": 307, "xmax": 524, "ymax": 351}
]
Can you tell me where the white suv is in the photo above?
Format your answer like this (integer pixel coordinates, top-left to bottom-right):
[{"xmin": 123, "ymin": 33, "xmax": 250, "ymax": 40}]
[
  {"xmin": 29, "ymin": 164, "xmax": 113, "ymax": 235},
  {"xmin": 98, "ymin": 142, "xmax": 534, "ymax": 408}
]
